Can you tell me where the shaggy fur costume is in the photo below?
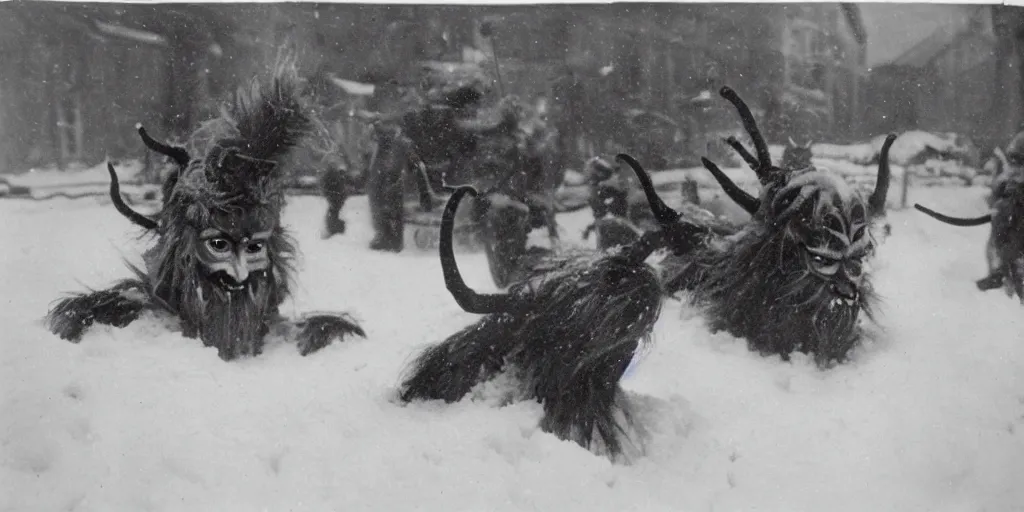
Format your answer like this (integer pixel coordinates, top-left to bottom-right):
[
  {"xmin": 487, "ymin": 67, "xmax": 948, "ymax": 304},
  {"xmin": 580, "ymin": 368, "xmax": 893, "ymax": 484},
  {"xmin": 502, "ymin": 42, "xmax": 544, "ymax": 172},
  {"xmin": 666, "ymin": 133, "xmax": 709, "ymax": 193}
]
[
  {"xmin": 663, "ymin": 87, "xmax": 896, "ymax": 367},
  {"xmin": 399, "ymin": 155, "xmax": 709, "ymax": 459},
  {"xmin": 47, "ymin": 64, "xmax": 364, "ymax": 360},
  {"xmin": 915, "ymin": 167, "xmax": 1024, "ymax": 301}
]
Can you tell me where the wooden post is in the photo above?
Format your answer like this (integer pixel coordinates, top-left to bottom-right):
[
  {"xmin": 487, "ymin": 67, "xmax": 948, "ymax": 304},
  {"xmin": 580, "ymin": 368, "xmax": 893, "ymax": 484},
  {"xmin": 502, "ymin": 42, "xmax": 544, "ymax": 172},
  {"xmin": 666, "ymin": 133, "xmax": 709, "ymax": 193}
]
[
  {"xmin": 72, "ymin": 94, "xmax": 84, "ymax": 162},
  {"xmin": 900, "ymin": 165, "xmax": 910, "ymax": 210}
]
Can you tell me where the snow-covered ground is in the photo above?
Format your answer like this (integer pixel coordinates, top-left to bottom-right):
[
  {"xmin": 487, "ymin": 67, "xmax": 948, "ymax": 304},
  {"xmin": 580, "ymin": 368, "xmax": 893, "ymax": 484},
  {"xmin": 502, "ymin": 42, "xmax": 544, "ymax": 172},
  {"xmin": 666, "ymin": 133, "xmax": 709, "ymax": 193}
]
[{"xmin": 2, "ymin": 181, "xmax": 1023, "ymax": 511}]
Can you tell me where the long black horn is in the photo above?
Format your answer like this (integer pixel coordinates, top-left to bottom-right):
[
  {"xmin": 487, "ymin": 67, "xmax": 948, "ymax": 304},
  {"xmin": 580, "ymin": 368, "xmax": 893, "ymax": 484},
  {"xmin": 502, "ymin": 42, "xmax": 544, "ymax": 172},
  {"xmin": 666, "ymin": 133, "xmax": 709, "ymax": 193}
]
[
  {"xmin": 701, "ymin": 157, "xmax": 760, "ymax": 215},
  {"xmin": 108, "ymin": 163, "xmax": 158, "ymax": 230},
  {"xmin": 724, "ymin": 136, "xmax": 759, "ymax": 170},
  {"xmin": 869, "ymin": 134, "xmax": 897, "ymax": 217},
  {"xmin": 440, "ymin": 184, "xmax": 515, "ymax": 314},
  {"xmin": 913, "ymin": 204, "xmax": 992, "ymax": 226},
  {"xmin": 615, "ymin": 153, "xmax": 680, "ymax": 225},
  {"xmin": 136, "ymin": 123, "xmax": 190, "ymax": 168},
  {"xmin": 720, "ymin": 86, "xmax": 771, "ymax": 180}
]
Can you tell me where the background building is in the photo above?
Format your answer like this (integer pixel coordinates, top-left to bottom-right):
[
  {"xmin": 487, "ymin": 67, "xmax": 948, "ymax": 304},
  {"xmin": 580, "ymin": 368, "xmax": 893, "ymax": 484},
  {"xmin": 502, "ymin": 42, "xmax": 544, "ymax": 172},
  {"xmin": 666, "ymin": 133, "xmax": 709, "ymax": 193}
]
[{"xmin": 4, "ymin": 2, "xmax": 1023, "ymax": 174}]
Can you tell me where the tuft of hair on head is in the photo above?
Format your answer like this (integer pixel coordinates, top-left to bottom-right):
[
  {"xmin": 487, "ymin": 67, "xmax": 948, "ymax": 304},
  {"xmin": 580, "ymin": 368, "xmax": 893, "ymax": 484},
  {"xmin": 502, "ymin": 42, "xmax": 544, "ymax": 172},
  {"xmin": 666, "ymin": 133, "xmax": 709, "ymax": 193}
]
[{"xmin": 225, "ymin": 53, "xmax": 313, "ymax": 164}]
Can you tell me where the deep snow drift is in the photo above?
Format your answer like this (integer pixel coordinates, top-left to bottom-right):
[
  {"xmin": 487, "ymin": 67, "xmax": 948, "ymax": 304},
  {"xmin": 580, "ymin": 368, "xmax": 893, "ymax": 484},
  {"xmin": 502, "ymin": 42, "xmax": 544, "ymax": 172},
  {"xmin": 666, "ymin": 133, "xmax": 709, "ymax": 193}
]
[{"xmin": 1, "ymin": 184, "xmax": 1022, "ymax": 512}]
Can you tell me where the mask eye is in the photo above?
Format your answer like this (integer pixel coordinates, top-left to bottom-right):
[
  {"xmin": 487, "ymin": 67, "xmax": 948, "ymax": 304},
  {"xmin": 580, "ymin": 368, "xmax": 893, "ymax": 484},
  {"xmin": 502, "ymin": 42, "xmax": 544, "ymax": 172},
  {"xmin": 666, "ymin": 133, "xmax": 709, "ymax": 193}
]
[
  {"xmin": 807, "ymin": 251, "xmax": 840, "ymax": 276},
  {"xmin": 245, "ymin": 241, "xmax": 266, "ymax": 254},
  {"xmin": 811, "ymin": 254, "xmax": 834, "ymax": 265},
  {"xmin": 206, "ymin": 238, "xmax": 231, "ymax": 254}
]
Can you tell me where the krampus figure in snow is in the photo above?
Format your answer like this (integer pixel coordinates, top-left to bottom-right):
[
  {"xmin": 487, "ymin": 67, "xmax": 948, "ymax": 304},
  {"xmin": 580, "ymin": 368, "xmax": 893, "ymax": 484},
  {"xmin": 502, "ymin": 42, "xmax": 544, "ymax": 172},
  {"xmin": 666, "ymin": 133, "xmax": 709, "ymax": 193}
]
[
  {"xmin": 914, "ymin": 137, "xmax": 1024, "ymax": 301},
  {"xmin": 46, "ymin": 66, "xmax": 365, "ymax": 360},
  {"xmin": 399, "ymin": 154, "xmax": 709, "ymax": 460},
  {"xmin": 666, "ymin": 86, "xmax": 897, "ymax": 368}
]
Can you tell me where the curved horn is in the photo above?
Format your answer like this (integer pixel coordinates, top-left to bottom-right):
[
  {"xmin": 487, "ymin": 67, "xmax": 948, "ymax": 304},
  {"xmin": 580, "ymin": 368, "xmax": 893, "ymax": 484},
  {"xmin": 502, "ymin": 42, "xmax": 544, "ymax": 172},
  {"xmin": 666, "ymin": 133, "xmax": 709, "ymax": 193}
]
[
  {"xmin": 724, "ymin": 136, "xmax": 759, "ymax": 170},
  {"xmin": 720, "ymin": 86, "xmax": 771, "ymax": 180},
  {"xmin": 439, "ymin": 185, "xmax": 515, "ymax": 314},
  {"xmin": 108, "ymin": 163, "xmax": 159, "ymax": 230},
  {"xmin": 701, "ymin": 157, "xmax": 760, "ymax": 215},
  {"xmin": 913, "ymin": 204, "xmax": 992, "ymax": 226},
  {"xmin": 788, "ymin": 136, "xmax": 798, "ymax": 148},
  {"xmin": 615, "ymin": 153, "xmax": 680, "ymax": 225},
  {"xmin": 136, "ymin": 123, "xmax": 190, "ymax": 168},
  {"xmin": 869, "ymin": 133, "xmax": 897, "ymax": 217}
]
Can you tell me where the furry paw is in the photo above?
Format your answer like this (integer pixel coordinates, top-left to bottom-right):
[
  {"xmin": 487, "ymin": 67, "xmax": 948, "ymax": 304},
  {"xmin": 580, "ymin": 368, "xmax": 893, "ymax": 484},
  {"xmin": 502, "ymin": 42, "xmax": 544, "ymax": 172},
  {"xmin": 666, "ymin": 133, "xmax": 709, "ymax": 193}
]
[
  {"xmin": 294, "ymin": 313, "xmax": 365, "ymax": 356},
  {"xmin": 46, "ymin": 296, "xmax": 97, "ymax": 342},
  {"xmin": 45, "ymin": 285, "xmax": 149, "ymax": 342}
]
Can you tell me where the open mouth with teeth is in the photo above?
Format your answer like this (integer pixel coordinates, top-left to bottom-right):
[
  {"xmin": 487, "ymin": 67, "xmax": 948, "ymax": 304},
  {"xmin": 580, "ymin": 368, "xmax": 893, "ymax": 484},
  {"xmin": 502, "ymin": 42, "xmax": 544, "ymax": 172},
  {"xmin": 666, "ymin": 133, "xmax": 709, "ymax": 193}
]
[
  {"xmin": 211, "ymin": 273, "xmax": 248, "ymax": 293},
  {"xmin": 828, "ymin": 296, "xmax": 859, "ymax": 308},
  {"xmin": 828, "ymin": 282, "xmax": 860, "ymax": 308}
]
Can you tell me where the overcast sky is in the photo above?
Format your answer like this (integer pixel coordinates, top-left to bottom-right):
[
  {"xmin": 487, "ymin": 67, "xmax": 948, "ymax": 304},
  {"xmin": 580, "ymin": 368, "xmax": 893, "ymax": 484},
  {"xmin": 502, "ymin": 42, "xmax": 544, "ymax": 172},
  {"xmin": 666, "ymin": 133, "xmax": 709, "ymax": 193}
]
[{"xmin": 859, "ymin": 3, "xmax": 971, "ymax": 67}]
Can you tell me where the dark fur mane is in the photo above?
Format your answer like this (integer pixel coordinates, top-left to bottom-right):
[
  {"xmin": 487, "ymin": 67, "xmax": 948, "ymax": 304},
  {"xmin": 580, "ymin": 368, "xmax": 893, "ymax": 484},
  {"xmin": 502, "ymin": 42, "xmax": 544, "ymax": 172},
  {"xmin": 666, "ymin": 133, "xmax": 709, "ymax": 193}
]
[
  {"xmin": 197, "ymin": 60, "xmax": 312, "ymax": 163},
  {"xmin": 400, "ymin": 248, "xmax": 663, "ymax": 457},
  {"xmin": 399, "ymin": 155, "xmax": 714, "ymax": 460},
  {"xmin": 47, "ymin": 60, "xmax": 366, "ymax": 360},
  {"xmin": 991, "ymin": 175, "xmax": 1024, "ymax": 299},
  {"xmin": 669, "ymin": 87, "xmax": 894, "ymax": 367},
  {"xmin": 670, "ymin": 221, "xmax": 879, "ymax": 367}
]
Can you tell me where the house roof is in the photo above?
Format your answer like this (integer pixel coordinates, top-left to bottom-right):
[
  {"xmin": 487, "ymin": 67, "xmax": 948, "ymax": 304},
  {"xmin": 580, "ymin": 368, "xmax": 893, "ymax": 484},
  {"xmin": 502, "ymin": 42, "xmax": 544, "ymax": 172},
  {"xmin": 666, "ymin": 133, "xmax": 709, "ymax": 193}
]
[
  {"xmin": 890, "ymin": 25, "xmax": 959, "ymax": 68},
  {"xmin": 888, "ymin": 5, "xmax": 992, "ymax": 68}
]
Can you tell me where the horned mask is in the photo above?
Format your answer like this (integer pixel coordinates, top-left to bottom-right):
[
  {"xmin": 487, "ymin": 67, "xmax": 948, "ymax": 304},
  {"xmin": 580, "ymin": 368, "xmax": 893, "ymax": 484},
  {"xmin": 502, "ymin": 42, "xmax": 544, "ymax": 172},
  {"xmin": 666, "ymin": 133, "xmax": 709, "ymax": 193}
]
[
  {"xmin": 48, "ymin": 65, "xmax": 365, "ymax": 361},
  {"xmin": 700, "ymin": 87, "xmax": 896, "ymax": 305},
  {"xmin": 105, "ymin": 68, "xmax": 312, "ymax": 358},
  {"xmin": 657, "ymin": 87, "xmax": 896, "ymax": 366}
]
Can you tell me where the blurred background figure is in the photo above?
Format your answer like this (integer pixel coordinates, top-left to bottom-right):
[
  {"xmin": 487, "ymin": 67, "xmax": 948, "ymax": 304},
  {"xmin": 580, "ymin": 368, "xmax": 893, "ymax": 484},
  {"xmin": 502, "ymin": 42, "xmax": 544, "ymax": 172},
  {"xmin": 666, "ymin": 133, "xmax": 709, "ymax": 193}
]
[{"xmin": 319, "ymin": 153, "xmax": 353, "ymax": 239}]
